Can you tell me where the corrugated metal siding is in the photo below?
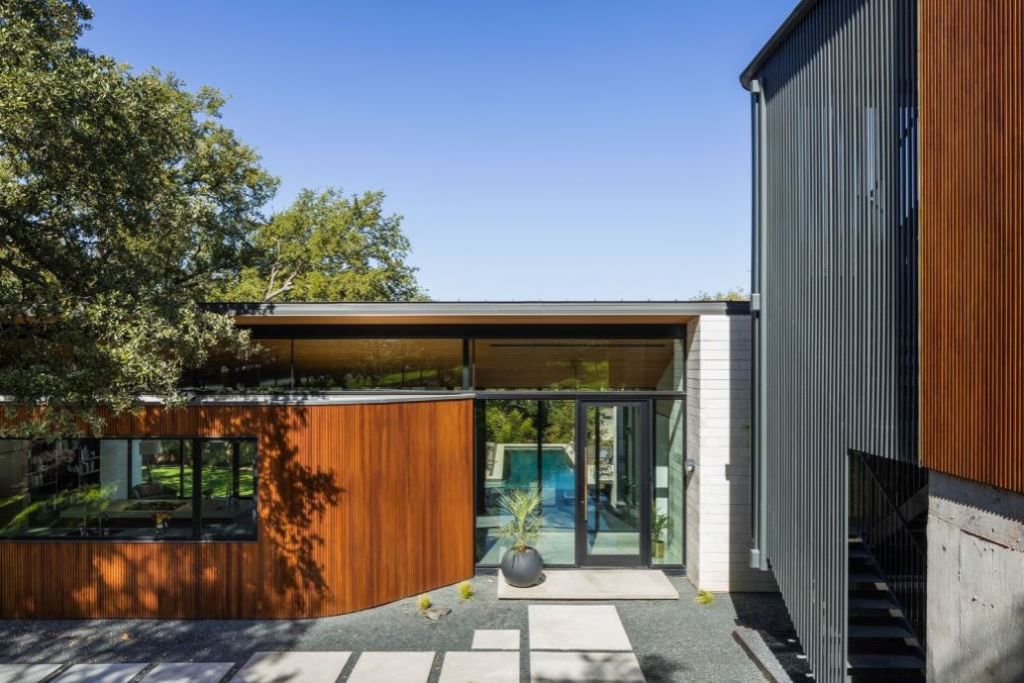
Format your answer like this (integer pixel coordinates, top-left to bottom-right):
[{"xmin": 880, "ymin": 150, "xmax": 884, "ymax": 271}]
[
  {"xmin": 920, "ymin": 0, "xmax": 1024, "ymax": 493},
  {"xmin": 750, "ymin": 1, "xmax": 918, "ymax": 680}
]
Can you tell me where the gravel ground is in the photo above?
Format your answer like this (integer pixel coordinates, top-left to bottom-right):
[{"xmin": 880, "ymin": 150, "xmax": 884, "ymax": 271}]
[{"xmin": 0, "ymin": 573, "xmax": 811, "ymax": 682}]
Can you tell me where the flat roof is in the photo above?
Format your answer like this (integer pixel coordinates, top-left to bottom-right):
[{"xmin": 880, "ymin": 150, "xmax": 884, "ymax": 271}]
[
  {"xmin": 206, "ymin": 301, "xmax": 750, "ymax": 326},
  {"xmin": 740, "ymin": 0, "xmax": 819, "ymax": 90}
]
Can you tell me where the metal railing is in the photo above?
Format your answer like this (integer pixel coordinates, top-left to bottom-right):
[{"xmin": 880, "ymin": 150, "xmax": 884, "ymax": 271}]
[{"xmin": 849, "ymin": 449, "xmax": 928, "ymax": 644}]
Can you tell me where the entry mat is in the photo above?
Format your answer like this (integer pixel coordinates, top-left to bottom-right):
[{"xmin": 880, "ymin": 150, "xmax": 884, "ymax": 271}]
[{"xmin": 498, "ymin": 569, "xmax": 679, "ymax": 600}]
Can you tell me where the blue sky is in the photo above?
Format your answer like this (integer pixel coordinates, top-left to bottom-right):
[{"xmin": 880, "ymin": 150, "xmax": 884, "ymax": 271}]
[{"xmin": 81, "ymin": 1, "xmax": 795, "ymax": 301}]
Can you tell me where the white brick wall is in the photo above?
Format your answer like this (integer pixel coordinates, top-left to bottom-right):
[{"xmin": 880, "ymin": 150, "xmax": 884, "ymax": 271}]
[{"xmin": 685, "ymin": 314, "xmax": 777, "ymax": 593}]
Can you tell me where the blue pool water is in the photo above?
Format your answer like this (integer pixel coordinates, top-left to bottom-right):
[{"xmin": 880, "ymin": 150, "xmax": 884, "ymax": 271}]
[{"xmin": 504, "ymin": 446, "xmax": 574, "ymax": 496}]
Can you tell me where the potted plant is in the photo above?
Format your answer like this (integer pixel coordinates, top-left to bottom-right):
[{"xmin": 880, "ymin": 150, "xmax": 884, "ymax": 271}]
[
  {"xmin": 498, "ymin": 489, "xmax": 544, "ymax": 587},
  {"xmin": 652, "ymin": 512, "xmax": 672, "ymax": 559},
  {"xmin": 153, "ymin": 512, "xmax": 172, "ymax": 535}
]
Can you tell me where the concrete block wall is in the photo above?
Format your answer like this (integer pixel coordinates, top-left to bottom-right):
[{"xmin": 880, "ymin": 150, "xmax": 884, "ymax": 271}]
[
  {"xmin": 927, "ymin": 471, "xmax": 1024, "ymax": 682},
  {"xmin": 685, "ymin": 314, "xmax": 776, "ymax": 592}
]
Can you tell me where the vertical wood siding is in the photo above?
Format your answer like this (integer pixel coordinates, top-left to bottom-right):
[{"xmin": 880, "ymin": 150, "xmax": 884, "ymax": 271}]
[
  {"xmin": 920, "ymin": 0, "xmax": 1024, "ymax": 493},
  {"xmin": 751, "ymin": 1, "xmax": 918, "ymax": 680},
  {"xmin": 0, "ymin": 399, "xmax": 474, "ymax": 618}
]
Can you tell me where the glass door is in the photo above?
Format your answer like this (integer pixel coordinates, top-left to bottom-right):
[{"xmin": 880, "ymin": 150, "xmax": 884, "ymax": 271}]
[{"xmin": 576, "ymin": 401, "xmax": 649, "ymax": 566}]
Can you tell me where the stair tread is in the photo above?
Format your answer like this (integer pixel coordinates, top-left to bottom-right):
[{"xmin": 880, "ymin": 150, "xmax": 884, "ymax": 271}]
[
  {"xmin": 848, "ymin": 654, "xmax": 925, "ymax": 670},
  {"xmin": 849, "ymin": 624, "xmax": 916, "ymax": 639},
  {"xmin": 848, "ymin": 546, "xmax": 872, "ymax": 558},
  {"xmin": 850, "ymin": 597, "xmax": 898, "ymax": 609}
]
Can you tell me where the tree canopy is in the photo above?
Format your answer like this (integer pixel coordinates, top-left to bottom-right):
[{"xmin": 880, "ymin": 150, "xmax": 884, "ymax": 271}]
[
  {"xmin": 0, "ymin": 0, "xmax": 278, "ymax": 434},
  {"xmin": 691, "ymin": 287, "xmax": 749, "ymax": 302},
  {"xmin": 219, "ymin": 188, "xmax": 425, "ymax": 303}
]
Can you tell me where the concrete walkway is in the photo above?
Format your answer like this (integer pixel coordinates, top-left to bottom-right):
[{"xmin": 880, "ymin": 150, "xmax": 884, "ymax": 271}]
[
  {"xmin": 0, "ymin": 574, "xmax": 810, "ymax": 682},
  {"xmin": 0, "ymin": 606, "xmax": 644, "ymax": 682}
]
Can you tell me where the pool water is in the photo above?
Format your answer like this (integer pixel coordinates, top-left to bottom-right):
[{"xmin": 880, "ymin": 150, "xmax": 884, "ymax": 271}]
[{"xmin": 503, "ymin": 446, "xmax": 575, "ymax": 503}]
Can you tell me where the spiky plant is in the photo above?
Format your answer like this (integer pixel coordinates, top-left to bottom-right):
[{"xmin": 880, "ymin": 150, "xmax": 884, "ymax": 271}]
[{"xmin": 497, "ymin": 489, "xmax": 543, "ymax": 553}]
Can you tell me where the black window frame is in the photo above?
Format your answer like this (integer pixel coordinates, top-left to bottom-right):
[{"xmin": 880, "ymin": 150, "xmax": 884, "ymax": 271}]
[
  {"xmin": 0, "ymin": 436, "xmax": 259, "ymax": 543},
  {"xmin": 185, "ymin": 324, "xmax": 687, "ymax": 394}
]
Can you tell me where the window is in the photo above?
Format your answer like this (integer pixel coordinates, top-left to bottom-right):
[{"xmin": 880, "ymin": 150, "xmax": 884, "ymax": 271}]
[
  {"xmin": 199, "ymin": 440, "xmax": 257, "ymax": 539},
  {"xmin": 474, "ymin": 399, "xmax": 576, "ymax": 565},
  {"xmin": 473, "ymin": 339, "xmax": 683, "ymax": 391},
  {"xmin": 187, "ymin": 340, "xmax": 292, "ymax": 391},
  {"xmin": 652, "ymin": 400, "xmax": 685, "ymax": 565},
  {"xmin": 293, "ymin": 339, "xmax": 462, "ymax": 390},
  {"xmin": 0, "ymin": 438, "xmax": 257, "ymax": 541}
]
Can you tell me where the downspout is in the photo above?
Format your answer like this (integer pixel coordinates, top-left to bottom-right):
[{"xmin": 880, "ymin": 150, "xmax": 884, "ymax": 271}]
[{"xmin": 749, "ymin": 78, "xmax": 770, "ymax": 571}]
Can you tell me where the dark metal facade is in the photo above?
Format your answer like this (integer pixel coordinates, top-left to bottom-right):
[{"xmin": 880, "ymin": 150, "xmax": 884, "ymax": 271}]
[{"xmin": 745, "ymin": 1, "xmax": 918, "ymax": 680}]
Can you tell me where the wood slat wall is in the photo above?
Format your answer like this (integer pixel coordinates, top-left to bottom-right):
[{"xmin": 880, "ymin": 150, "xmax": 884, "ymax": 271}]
[
  {"xmin": 0, "ymin": 399, "xmax": 475, "ymax": 618},
  {"xmin": 920, "ymin": 0, "xmax": 1024, "ymax": 492}
]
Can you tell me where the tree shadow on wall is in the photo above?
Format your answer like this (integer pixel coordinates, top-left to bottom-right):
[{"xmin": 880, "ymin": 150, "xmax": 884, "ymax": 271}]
[
  {"xmin": 0, "ymin": 402, "xmax": 344, "ymax": 621},
  {"xmin": 241, "ymin": 403, "xmax": 344, "ymax": 614}
]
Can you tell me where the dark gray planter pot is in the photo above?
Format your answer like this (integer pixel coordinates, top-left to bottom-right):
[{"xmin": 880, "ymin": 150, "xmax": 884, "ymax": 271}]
[{"xmin": 501, "ymin": 546, "xmax": 543, "ymax": 587}]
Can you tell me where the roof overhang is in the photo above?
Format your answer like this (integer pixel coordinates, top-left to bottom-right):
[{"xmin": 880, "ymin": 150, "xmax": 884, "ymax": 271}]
[
  {"xmin": 206, "ymin": 301, "xmax": 750, "ymax": 326},
  {"xmin": 740, "ymin": 0, "xmax": 821, "ymax": 90}
]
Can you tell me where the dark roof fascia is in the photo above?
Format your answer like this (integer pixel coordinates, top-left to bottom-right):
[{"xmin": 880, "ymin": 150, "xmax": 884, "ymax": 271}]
[
  {"xmin": 740, "ymin": 0, "xmax": 821, "ymax": 90},
  {"xmin": 203, "ymin": 301, "xmax": 751, "ymax": 318}
]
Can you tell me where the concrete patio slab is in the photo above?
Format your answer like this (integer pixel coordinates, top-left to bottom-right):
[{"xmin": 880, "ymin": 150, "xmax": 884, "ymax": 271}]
[
  {"xmin": 0, "ymin": 664, "xmax": 63, "ymax": 683},
  {"xmin": 54, "ymin": 663, "xmax": 148, "ymax": 683},
  {"xmin": 144, "ymin": 662, "xmax": 234, "ymax": 683},
  {"xmin": 471, "ymin": 629, "xmax": 521, "ymax": 650},
  {"xmin": 530, "ymin": 652, "xmax": 646, "ymax": 682},
  {"xmin": 499, "ymin": 569, "xmax": 678, "ymax": 600},
  {"xmin": 346, "ymin": 652, "xmax": 434, "ymax": 683},
  {"xmin": 438, "ymin": 651, "xmax": 519, "ymax": 683},
  {"xmin": 231, "ymin": 651, "xmax": 351, "ymax": 683},
  {"xmin": 529, "ymin": 605, "xmax": 632, "ymax": 651}
]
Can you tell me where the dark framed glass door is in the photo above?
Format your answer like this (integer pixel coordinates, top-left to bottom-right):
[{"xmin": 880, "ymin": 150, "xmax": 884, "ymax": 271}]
[{"xmin": 576, "ymin": 400, "xmax": 650, "ymax": 566}]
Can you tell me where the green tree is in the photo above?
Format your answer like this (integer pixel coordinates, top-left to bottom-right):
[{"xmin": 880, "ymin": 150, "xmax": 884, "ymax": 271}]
[
  {"xmin": 220, "ymin": 188, "xmax": 425, "ymax": 303},
  {"xmin": 0, "ymin": 0, "xmax": 278, "ymax": 435},
  {"xmin": 692, "ymin": 287, "xmax": 749, "ymax": 302}
]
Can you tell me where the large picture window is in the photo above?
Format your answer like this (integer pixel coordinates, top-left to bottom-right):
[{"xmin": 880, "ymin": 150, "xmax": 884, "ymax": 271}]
[
  {"xmin": 0, "ymin": 438, "xmax": 257, "ymax": 541},
  {"xmin": 293, "ymin": 339, "xmax": 462, "ymax": 390},
  {"xmin": 473, "ymin": 339, "xmax": 683, "ymax": 391},
  {"xmin": 475, "ymin": 399, "xmax": 576, "ymax": 565}
]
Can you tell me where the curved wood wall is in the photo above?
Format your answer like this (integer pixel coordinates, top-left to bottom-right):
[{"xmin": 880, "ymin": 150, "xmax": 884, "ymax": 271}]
[
  {"xmin": 0, "ymin": 399, "xmax": 474, "ymax": 618},
  {"xmin": 920, "ymin": 0, "xmax": 1024, "ymax": 493}
]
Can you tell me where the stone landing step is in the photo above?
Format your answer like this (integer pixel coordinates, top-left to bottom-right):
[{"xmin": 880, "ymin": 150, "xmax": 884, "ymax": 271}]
[{"xmin": 498, "ymin": 569, "xmax": 679, "ymax": 600}]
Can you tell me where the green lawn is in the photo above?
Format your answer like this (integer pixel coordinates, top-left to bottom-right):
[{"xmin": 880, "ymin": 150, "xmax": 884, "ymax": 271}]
[{"xmin": 146, "ymin": 466, "xmax": 253, "ymax": 497}]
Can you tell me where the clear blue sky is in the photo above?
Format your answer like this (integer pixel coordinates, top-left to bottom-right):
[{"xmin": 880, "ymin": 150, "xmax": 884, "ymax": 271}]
[{"xmin": 81, "ymin": 1, "xmax": 795, "ymax": 301}]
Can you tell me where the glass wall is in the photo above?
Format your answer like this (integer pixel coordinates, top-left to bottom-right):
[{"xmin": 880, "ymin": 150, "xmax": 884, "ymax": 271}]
[
  {"xmin": 473, "ymin": 339, "xmax": 683, "ymax": 391},
  {"xmin": 184, "ymin": 332, "xmax": 683, "ymax": 394},
  {"xmin": 0, "ymin": 438, "xmax": 256, "ymax": 540},
  {"xmin": 199, "ymin": 440, "xmax": 257, "ymax": 539},
  {"xmin": 187, "ymin": 340, "xmax": 292, "ymax": 391},
  {"xmin": 652, "ymin": 400, "xmax": 685, "ymax": 565},
  {"xmin": 293, "ymin": 339, "xmax": 462, "ymax": 390},
  {"xmin": 474, "ymin": 399, "xmax": 576, "ymax": 565}
]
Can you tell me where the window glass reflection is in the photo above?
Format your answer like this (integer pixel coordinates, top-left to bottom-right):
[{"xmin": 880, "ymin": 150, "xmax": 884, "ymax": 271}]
[
  {"xmin": 473, "ymin": 339, "xmax": 682, "ymax": 391},
  {"xmin": 294, "ymin": 339, "xmax": 461, "ymax": 390},
  {"xmin": 0, "ymin": 438, "xmax": 256, "ymax": 541}
]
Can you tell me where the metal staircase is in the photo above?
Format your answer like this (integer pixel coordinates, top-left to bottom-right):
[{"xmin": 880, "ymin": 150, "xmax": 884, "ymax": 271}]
[
  {"xmin": 847, "ymin": 536, "xmax": 925, "ymax": 681},
  {"xmin": 847, "ymin": 450, "xmax": 929, "ymax": 682}
]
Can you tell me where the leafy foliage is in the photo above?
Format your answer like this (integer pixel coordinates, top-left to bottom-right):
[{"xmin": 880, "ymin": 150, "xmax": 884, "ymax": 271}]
[
  {"xmin": 691, "ymin": 287, "xmax": 749, "ymax": 302},
  {"xmin": 458, "ymin": 580, "xmax": 473, "ymax": 600},
  {"xmin": 651, "ymin": 511, "xmax": 672, "ymax": 542},
  {"xmin": 484, "ymin": 400, "xmax": 575, "ymax": 445},
  {"xmin": 0, "ymin": 0, "xmax": 278, "ymax": 435},
  {"xmin": 218, "ymin": 188, "xmax": 424, "ymax": 303},
  {"xmin": 417, "ymin": 594, "xmax": 432, "ymax": 610},
  {"xmin": 497, "ymin": 488, "xmax": 543, "ymax": 553},
  {"xmin": 695, "ymin": 589, "xmax": 715, "ymax": 606}
]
